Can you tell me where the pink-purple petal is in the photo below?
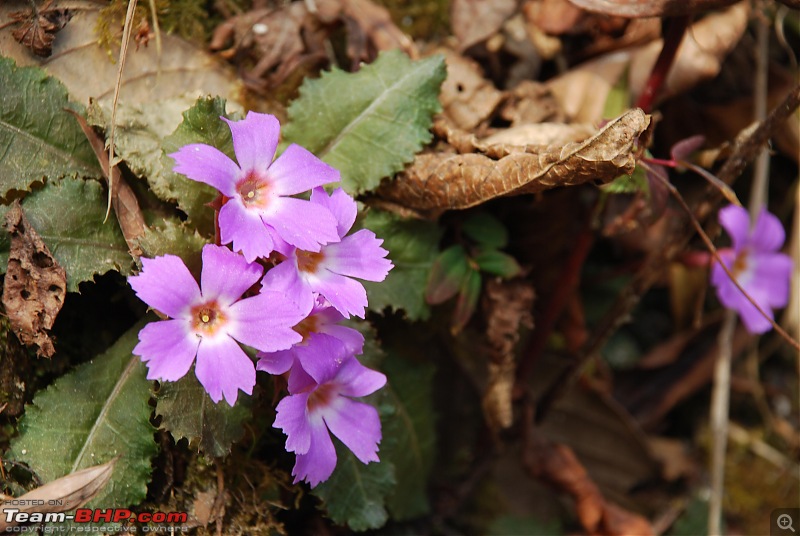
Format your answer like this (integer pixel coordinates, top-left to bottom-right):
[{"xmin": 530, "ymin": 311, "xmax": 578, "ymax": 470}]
[
  {"xmin": 751, "ymin": 208, "xmax": 786, "ymax": 253},
  {"xmin": 256, "ymin": 348, "xmax": 296, "ymax": 375},
  {"xmin": 262, "ymin": 196, "xmax": 339, "ymax": 252},
  {"xmin": 310, "ymin": 187, "xmax": 357, "ymax": 237},
  {"xmin": 194, "ymin": 335, "xmax": 256, "ymax": 405},
  {"xmin": 227, "ymin": 292, "xmax": 304, "ymax": 352},
  {"xmin": 260, "ymin": 258, "xmax": 315, "ymax": 316},
  {"xmin": 274, "ymin": 392, "xmax": 313, "ymax": 454},
  {"xmin": 268, "ymin": 144, "xmax": 340, "ymax": 196},
  {"xmin": 129, "ymin": 255, "xmax": 201, "ymax": 319},
  {"xmin": 298, "ymin": 335, "xmax": 351, "ymax": 386},
  {"xmin": 292, "ymin": 418, "xmax": 338, "ymax": 487},
  {"xmin": 134, "ymin": 320, "xmax": 198, "ymax": 381},
  {"xmin": 334, "ymin": 358, "xmax": 387, "ymax": 398},
  {"xmin": 323, "ymin": 397, "xmax": 382, "ymax": 464},
  {"xmin": 219, "ymin": 200, "xmax": 276, "ymax": 262},
  {"xmin": 223, "ymin": 112, "xmax": 280, "ymax": 174},
  {"xmin": 718, "ymin": 205, "xmax": 751, "ymax": 251},
  {"xmin": 170, "ymin": 144, "xmax": 239, "ymax": 196},
  {"xmin": 310, "ymin": 270, "xmax": 369, "ymax": 318},
  {"xmin": 322, "ymin": 230, "xmax": 392, "ymax": 281},
  {"xmin": 319, "ymin": 323, "xmax": 365, "ymax": 356},
  {"xmin": 200, "ymin": 244, "xmax": 263, "ymax": 306}
]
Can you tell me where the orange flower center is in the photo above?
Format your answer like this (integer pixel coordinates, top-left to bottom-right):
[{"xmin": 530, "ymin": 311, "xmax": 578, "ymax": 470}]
[
  {"xmin": 190, "ymin": 301, "xmax": 226, "ymax": 336},
  {"xmin": 293, "ymin": 315, "xmax": 320, "ymax": 342},
  {"xmin": 308, "ymin": 383, "xmax": 337, "ymax": 411},
  {"xmin": 297, "ymin": 250, "xmax": 325, "ymax": 273},
  {"xmin": 236, "ymin": 170, "xmax": 270, "ymax": 208},
  {"xmin": 732, "ymin": 250, "xmax": 749, "ymax": 277}
]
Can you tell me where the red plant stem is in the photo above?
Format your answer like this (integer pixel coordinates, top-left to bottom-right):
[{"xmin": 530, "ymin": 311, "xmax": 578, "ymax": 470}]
[
  {"xmin": 513, "ymin": 219, "xmax": 594, "ymax": 399},
  {"xmin": 635, "ymin": 16, "xmax": 691, "ymax": 113}
]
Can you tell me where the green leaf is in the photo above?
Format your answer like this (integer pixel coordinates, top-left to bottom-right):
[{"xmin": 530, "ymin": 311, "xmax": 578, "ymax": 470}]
[
  {"xmin": 361, "ymin": 209, "xmax": 443, "ymax": 320},
  {"xmin": 9, "ymin": 178, "xmax": 132, "ymax": 291},
  {"xmin": 380, "ymin": 351, "xmax": 436, "ymax": 520},
  {"xmin": 283, "ymin": 50, "xmax": 446, "ymax": 195},
  {"xmin": 451, "ymin": 268, "xmax": 481, "ymax": 334},
  {"xmin": 8, "ymin": 321, "xmax": 157, "ymax": 508},
  {"xmin": 0, "ymin": 57, "xmax": 101, "ymax": 200},
  {"xmin": 425, "ymin": 244, "xmax": 470, "ymax": 305},
  {"xmin": 462, "ymin": 212, "xmax": 508, "ymax": 248},
  {"xmin": 473, "ymin": 249, "xmax": 522, "ymax": 278},
  {"xmin": 602, "ymin": 65, "xmax": 630, "ymax": 120},
  {"xmin": 155, "ymin": 371, "xmax": 251, "ymax": 458},
  {"xmin": 602, "ymin": 164, "xmax": 649, "ymax": 195},
  {"xmin": 136, "ymin": 218, "xmax": 208, "ymax": 276},
  {"xmin": 313, "ymin": 441, "xmax": 397, "ymax": 531}
]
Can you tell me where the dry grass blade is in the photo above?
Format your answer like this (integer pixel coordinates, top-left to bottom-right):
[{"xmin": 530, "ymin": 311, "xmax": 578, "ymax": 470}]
[
  {"xmin": 378, "ymin": 108, "xmax": 649, "ymax": 215},
  {"xmin": 0, "ymin": 460, "xmax": 116, "ymax": 529},
  {"xmin": 567, "ymin": 0, "xmax": 739, "ymax": 17}
]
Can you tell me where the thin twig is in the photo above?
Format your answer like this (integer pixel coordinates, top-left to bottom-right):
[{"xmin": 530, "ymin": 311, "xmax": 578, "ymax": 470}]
[{"xmin": 107, "ymin": 0, "xmax": 138, "ymax": 221}]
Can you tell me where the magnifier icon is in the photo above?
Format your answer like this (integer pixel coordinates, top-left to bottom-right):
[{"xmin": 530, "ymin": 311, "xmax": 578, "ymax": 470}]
[{"xmin": 778, "ymin": 514, "xmax": 796, "ymax": 533}]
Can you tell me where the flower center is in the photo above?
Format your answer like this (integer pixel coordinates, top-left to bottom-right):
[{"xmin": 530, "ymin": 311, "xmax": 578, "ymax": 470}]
[
  {"xmin": 297, "ymin": 250, "xmax": 325, "ymax": 273},
  {"xmin": 293, "ymin": 315, "xmax": 320, "ymax": 343},
  {"xmin": 308, "ymin": 383, "xmax": 337, "ymax": 412},
  {"xmin": 732, "ymin": 249, "xmax": 749, "ymax": 277},
  {"xmin": 236, "ymin": 170, "xmax": 271, "ymax": 208},
  {"xmin": 190, "ymin": 300, "xmax": 227, "ymax": 336}
]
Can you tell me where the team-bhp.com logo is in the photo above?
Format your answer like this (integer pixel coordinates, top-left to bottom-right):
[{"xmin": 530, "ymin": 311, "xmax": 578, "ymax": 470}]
[{"xmin": 3, "ymin": 508, "xmax": 188, "ymax": 524}]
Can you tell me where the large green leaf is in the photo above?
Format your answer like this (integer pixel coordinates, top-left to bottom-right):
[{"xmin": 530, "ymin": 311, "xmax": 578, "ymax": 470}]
[
  {"xmin": 361, "ymin": 209, "xmax": 443, "ymax": 320},
  {"xmin": 0, "ymin": 57, "xmax": 100, "ymax": 199},
  {"xmin": 283, "ymin": 50, "xmax": 446, "ymax": 195},
  {"xmin": 0, "ymin": 178, "xmax": 133, "ymax": 291},
  {"xmin": 313, "ymin": 441, "xmax": 397, "ymax": 531},
  {"xmin": 8, "ymin": 321, "xmax": 157, "ymax": 508},
  {"xmin": 136, "ymin": 218, "xmax": 208, "ymax": 276},
  {"xmin": 155, "ymin": 371, "xmax": 251, "ymax": 458},
  {"xmin": 380, "ymin": 351, "xmax": 436, "ymax": 520}
]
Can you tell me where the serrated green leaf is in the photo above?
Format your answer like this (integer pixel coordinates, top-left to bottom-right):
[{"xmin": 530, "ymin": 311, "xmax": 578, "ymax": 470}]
[
  {"xmin": 380, "ymin": 351, "xmax": 436, "ymax": 520},
  {"xmin": 136, "ymin": 218, "xmax": 208, "ymax": 276},
  {"xmin": 313, "ymin": 440, "xmax": 396, "ymax": 531},
  {"xmin": 0, "ymin": 57, "xmax": 101, "ymax": 199},
  {"xmin": 473, "ymin": 249, "xmax": 522, "ymax": 278},
  {"xmin": 425, "ymin": 244, "xmax": 470, "ymax": 305},
  {"xmin": 9, "ymin": 178, "xmax": 132, "ymax": 291},
  {"xmin": 462, "ymin": 212, "xmax": 508, "ymax": 248},
  {"xmin": 155, "ymin": 371, "xmax": 251, "ymax": 458},
  {"xmin": 361, "ymin": 209, "xmax": 443, "ymax": 320},
  {"xmin": 283, "ymin": 50, "xmax": 446, "ymax": 194},
  {"xmin": 8, "ymin": 321, "xmax": 157, "ymax": 508}
]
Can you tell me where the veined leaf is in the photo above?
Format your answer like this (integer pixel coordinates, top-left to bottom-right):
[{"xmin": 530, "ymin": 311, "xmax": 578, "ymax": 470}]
[
  {"xmin": 425, "ymin": 245, "xmax": 470, "ymax": 305},
  {"xmin": 136, "ymin": 218, "xmax": 208, "ymax": 277},
  {"xmin": 8, "ymin": 321, "xmax": 157, "ymax": 509},
  {"xmin": 380, "ymin": 351, "xmax": 436, "ymax": 520},
  {"xmin": 283, "ymin": 50, "xmax": 446, "ymax": 195},
  {"xmin": 361, "ymin": 209, "xmax": 443, "ymax": 321},
  {"xmin": 313, "ymin": 440, "xmax": 396, "ymax": 531},
  {"xmin": 462, "ymin": 212, "xmax": 509, "ymax": 248},
  {"xmin": 474, "ymin": 249, "xmax": 522, "ymax": 278},
  {"xmin": 0, "ymin": 57, "xmax": 101, "ymax": 200},
  {"xmin": 156, "ymin": 371, "xmax": 251, "ymax": 458},
  {"xmin": 0, "ymin": 178, "xmax": 132, "ymax": 291}
]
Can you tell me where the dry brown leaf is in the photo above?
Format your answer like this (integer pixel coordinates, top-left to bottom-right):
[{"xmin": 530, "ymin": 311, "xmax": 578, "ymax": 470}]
[
  {"xmin": 437, "ymin": 48, "xmax": 504, "ymax": 131},
  {"xmin": 548, "ymin": 2, "xmax": 749, "ymax": 122},
  {"xmin": 567, "ymin": 0, "xmax": 739, "ymax": 17},
  {"xmin": 378, "ymin": 108, "xmax": 649, "ymax": 215},
  {"xmin": 499, "ymin": 80, "xmax": 561, "ymax": 126},
  {"xmin": 0, "ymin": 460, "xmax": 114, "ymax": 530},
  {"xmin": 9, "ymin": 4, "xmax": 73, "ymax": 58},
  {"xmin": 481, "ymin": 278, "xmax": 535, "ymax": 432},
  {"xmin": 0, "ymin": 1, "xmax": 240, "ymax": 107},
  {"xmin": 338, "ymin": 0, "xmax": 417, "ymax": 59},
  {"xmin": 451, "ymin": 0, "xmax": 517, "ymax": 51},
  {"xmin": 1, "ymin": 203, "xmax": 67, "ymax": 358},
  {"xmin": 524, "ymin": 0, "xmax": 585, "ymax": 35},
  {"xmin": 481, "ymin": 122, "xmax": 598, "ymax": 148}
]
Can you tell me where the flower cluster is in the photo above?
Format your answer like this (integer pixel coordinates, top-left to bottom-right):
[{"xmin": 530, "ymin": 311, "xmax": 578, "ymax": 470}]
[
  {"xmin": 710, "ymin": 205, "xmax": 792, "ymax": 334},
  {"xmin": 128, "ymin": 112, "xmax": 393, "ymax": 486}
]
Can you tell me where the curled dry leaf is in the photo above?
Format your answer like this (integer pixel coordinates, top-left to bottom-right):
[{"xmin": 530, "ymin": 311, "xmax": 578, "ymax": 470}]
[
  {"xmin": 378, "ymin": 108, "xmax": 649, "ymax": 215},
  {"xmin": 438, "ymin": 48, "xmax": 504, "ymax": 131},
  {"xmin": 9, "ymin": 4, "xmax": 73, "ymax": 58},
  {"xmin": 481, "ymin": 278, "xmax": 535, "ymax": 432},
  {"xmin": 0, "ymin": 460, "xmax": 115, "ymax": 530},
  {"xmin": 451, "ymin": 0, "xmax": 517, "ymax": 51},
  {"xmin": 1, "ymin": 203, "xmax": 67, "ymax": 358},
  {"xmin": 567, "ymin": 0, "xmax": 740, "ymax": 17},
  {"xmin": 499, "ymin": 80, "xmax": 561, "ymax": 126}
]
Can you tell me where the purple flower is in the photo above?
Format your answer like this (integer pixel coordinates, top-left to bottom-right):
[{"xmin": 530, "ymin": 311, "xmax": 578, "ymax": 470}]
[
  {"xmin": 256, "ymin": 298, "xmax": 364, "ymax": 391},
  {"xmin": 129, "ymin": 244, "xmax": 306, "ymax": 405},
  {"xmin": 262, "ymin": 187, "xmax": 393, "ymax": 318},
  {"xmin": 711, "ymin": 205, "xmax": 793, "ymax": 334},
  {"xmin": 170, "ymin": 112, "xmax": 340, "ymax": 262},
  {"xmin": 273, "ymin": 336, "xmax": 386, "ymax": 487}
]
